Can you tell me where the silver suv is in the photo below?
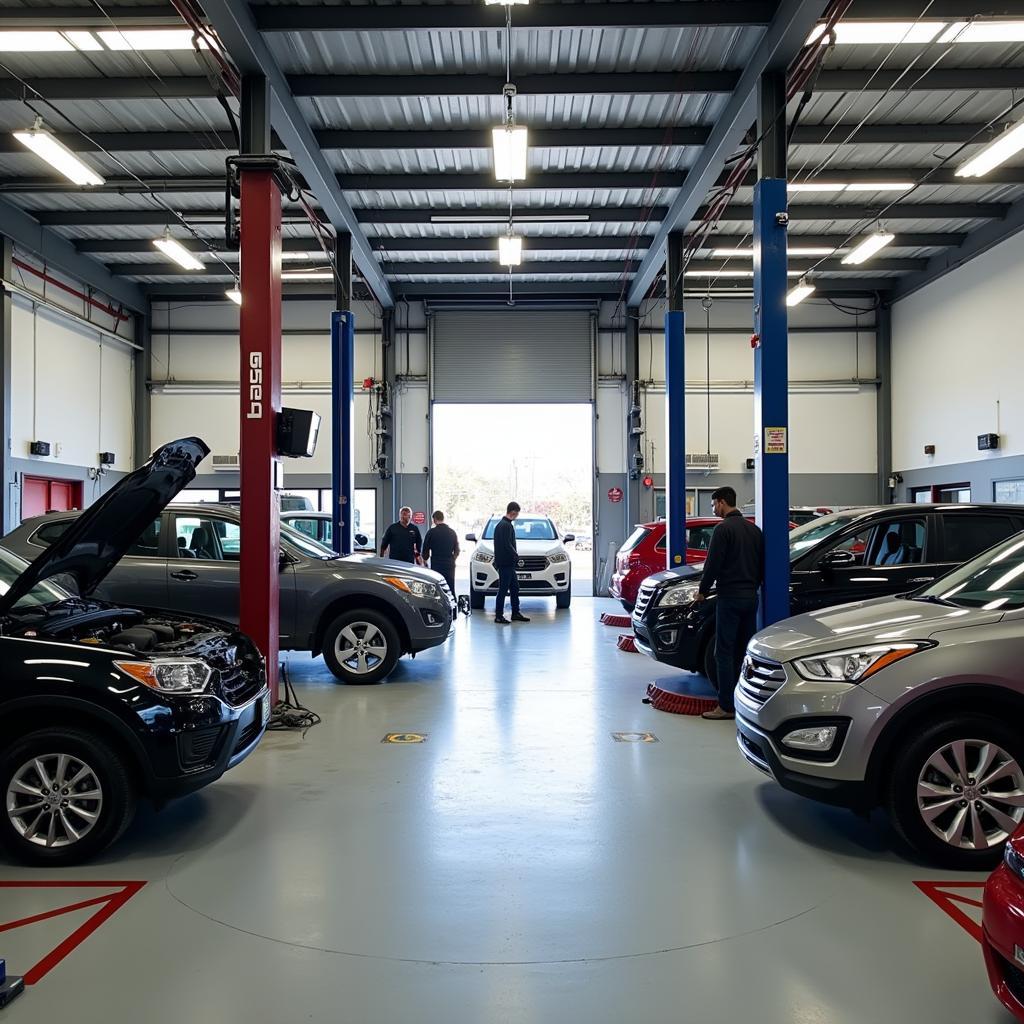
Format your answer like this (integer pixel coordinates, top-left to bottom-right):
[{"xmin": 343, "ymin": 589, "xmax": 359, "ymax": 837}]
[{"xmin": 736, "ymin": 531, "xmax": 1024, "ymax": 870}]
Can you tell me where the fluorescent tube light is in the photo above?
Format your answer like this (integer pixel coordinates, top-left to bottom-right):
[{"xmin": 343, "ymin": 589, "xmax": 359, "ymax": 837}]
[
  {"xmin": 0, "ymin": 32, "xmax": 73, "ymax": 51},
  {"xmin": 64, "ymin": 31, "xmax": 103, "ymax": 51},
  {"xmin": 281, "ymin": 252, "xmax": 312, "ymax": 261},
  {"xmin": 99, "ymin": 29, "xmax": 209, "ymax": 51},
  {"xmin": 492, "ymin": 126, "xmax": 528, "ymax": 182},
  {"xmin": 13, "ymin": 125, "xmax": 105, "ymax": 186},
  {"xmin": 844, "ymin": 182, "xmax": 915, "ymax": 192},
  {"xmin": 685, "ymin": 270, "xmax": 754, "ymax": 278},
  {"xmin": 153, "ymin": 233, "xmax": 204, "ymax": 271},
  {"xmin": 282, "ymin": 271, "xmax": 334, "ymax": 281},
  {"xmin": 786, "ymin": 280, "xmax": 815, "ymax": 306},
  {"xmin": 429, "ymin": 213, "xmax": 589, "ymax": 223},
  {"xmin": 225, "ymin": 288, "xmax": 242, "ymax": 305},
  {"xmin": 807, "ymin": 21, "xmax": 945, "ymax": 45},
  {"xmin": 841, "ymin": 231, "xmax": 894, "ymax": 265},
  {"xmin": 485, "ymin": 0, "xmax": 529, "ymax": 4},
  {"xmin": 940, "ymin": 20, "xmax": 1024, "ymax": 43},
  {"xmin": 498, "ymin": 235, "xmax": 523, "ymax": 266},
  {"xmin": 956, "ymin": 119, "xmax": 1024, "ymax": 178},
  {"xmin": 711, "ymin": 246, "xmax": 837, "ymax": 257},
  {"xmin": 789, "ymin": 182, "xmax": 847, "ymax": 193}
]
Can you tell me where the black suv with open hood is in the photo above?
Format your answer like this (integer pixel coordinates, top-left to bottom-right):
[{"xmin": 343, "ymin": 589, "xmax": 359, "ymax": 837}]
[{"xmin": 0, "ymin": 437, "xmax": 268, "ymax": 866}]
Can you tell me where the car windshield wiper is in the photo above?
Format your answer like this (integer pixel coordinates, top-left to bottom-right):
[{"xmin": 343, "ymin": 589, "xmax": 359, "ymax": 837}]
[{"xmin": 910, "ymin": 594, "xmax": 960, "ymax": 607}]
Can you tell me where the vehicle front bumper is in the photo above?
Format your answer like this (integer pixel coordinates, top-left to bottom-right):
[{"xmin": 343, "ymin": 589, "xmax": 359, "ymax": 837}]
[
  {"xmin": 983, "ymin": 864, "xmax": 1024, "ymax": 1023},
  {"xmin": 471, "ymin": 560, "xmax": 571, "ymax": 597},
  {"xmin": 631, "ymin": 604, "xmax": 704, "ymax": 671},
  {"xmin": 403, "ymin": 587, "xmax": 456, "ymax": 653}
]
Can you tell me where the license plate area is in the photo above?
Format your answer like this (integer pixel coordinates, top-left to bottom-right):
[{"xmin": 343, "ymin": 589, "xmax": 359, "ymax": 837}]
[{"xmin": 517, "ymin": 572, "xmax": 531, "ymax": 580}]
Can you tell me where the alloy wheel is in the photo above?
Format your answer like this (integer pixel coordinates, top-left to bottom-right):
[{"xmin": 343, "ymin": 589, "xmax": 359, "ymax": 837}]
[
  {"xmin": 335, "ymin": 621, "xmax": 388, "ymax": 676},
  {"xmin": 6, "ymin": 753, "xmax": 104, "ymax": 849},
  {"xmin": 916, "ymin": 738, "xmax": 1024, "ymax": 852}
]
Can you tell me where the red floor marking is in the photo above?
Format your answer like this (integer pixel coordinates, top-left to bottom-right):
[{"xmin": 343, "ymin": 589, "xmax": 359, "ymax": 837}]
[
  {"xmin": 914, "ymin": 881, "xmax": 987, "ymax": 944},
  {"xmin": 0, "ymin": 880, "xmax": 146, "ymax": 984}
]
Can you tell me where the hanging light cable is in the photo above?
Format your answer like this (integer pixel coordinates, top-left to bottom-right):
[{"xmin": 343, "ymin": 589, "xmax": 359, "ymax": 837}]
[{"xmin": 492, "ymin": 5, "xmax": 527, "ymax": 181}]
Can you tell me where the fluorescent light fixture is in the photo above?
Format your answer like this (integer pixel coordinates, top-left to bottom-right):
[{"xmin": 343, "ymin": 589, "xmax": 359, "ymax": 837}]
[
  {"xmin": 99, "ymin": 29, "xmax": 209, "ymax": 51},
  {"xmin": 712, "ymin": 246, "xmax": 836, "ymax": 257},
  {"xmin": 13, "ymin": 125, "xmax": 105, "ymax": 186},
  {"xmin": 685, "ymin": 270, "xmax": 754, "ymax": 278},
  {"xmin": 282, "ymin": 271, "xmax": 334, "ymax": 281},
  {"xmin": 807, "ymin": 21, "xmax": 945, "ymax": 45},
  {"xmin": 0, "ymin": 32, "xmax": 73, "ymax": 51},
  {"xmin": 492, "ymin": 126, "xmax": 528, "ymax": 182},
  {"xmin": 225, "ymin": 287, "xmax": 242, "ymax": 305},
  {"xmin": 152, "ymin": 233, "xmax": 204, "ymax": 271},
  {"xmin": 281, "ymin": 252, "xmax": 312, "ymax": 261},
  {"xmin": 956, "ymin": 119, "xmax": 1024, "ymax": 178},
  {"xmin": 842, "ymin": 231, "xmax": 894, "ymax": 265},
  {"xmin": 940, "ymin": 20, "xmax": 1024, "ymax": 43},
  {"xmin": 786, "ymin": 280, "xmax": 816, "ymax": 306},
  {"xmin": 844, "ymin": 182, "xmax": 915, "ymax": 192},
  {"xmin": 498, "ymin": 235, "xmax": 523, "ymax": 266},
  {"xmin": 711, "ymin": 248, "xmax": 753, "ymax": 257},
  {"xmin": 485, "ymin": 0, "xmax": 529, "ymax": 4},
  {"xmin": 789, "ymin": 182, "xmax": 847, "ymax": 193},
  {"xmin": 64, "ymin": 31, "xmax": 103, "ymax": 51},
  {"xmin": 429, "ymin": 213, "xmax": 589, "ymax": 223}
]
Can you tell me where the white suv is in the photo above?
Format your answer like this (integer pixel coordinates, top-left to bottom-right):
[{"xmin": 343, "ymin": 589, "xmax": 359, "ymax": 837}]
[{"xmin": 466, "ymin": 514, "xmax": 575, "ymax": 610}]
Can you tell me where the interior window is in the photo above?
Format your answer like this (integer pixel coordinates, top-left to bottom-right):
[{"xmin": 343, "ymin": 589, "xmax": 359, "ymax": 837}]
[
  {"xmin": 127, "ymin": 518, "xmax": 162, "ymax": 558},
  {"xmin": 686, "ymin": 525, "xmax": 716, "ymax": 550},
  {"xmin": 943, "ymin": 515, "xmax": 1018, "ymax": 563},
  {"xmin": 869, "ymin": 519, "xmax": 926, "ymax": 566},
  {"xmin": 172, "ymin": 515, "xmax": 238, "ymax": 561},
  {"xmin": 821, "ymin": 526, "xmax": 875, "ymax": 565},
  {"xmin": 31, "ymin": 521, "xmax": 71, "ymax": 547}
]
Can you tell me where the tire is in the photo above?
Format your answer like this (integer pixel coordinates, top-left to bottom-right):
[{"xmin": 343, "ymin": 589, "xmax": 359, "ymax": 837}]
[
  {"xmin": 322, "ymin": 609, "xmax": 401, "ymax": 684},
  {"xmin": 885, "ymin": 714, "xmax": 1024, "ymax": 870},
  {"xmin": 0, "ymin": 728, "xmax": 136, "ymax": 866},
  {"xmin": 556, "ymin": 589, "xmax": 572, "ymax": 609},
  {"xmin": 470, "ymin": 586, "xmax": 485, "ymax": 610},
  {"xmin": 702, "ymin": 636, "xmax": 718, "ymax": 684}
]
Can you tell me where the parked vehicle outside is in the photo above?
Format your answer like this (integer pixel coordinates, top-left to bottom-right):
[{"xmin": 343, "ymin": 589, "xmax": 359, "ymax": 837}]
[
  {"xmin": 466, "ymin": 514, "xmax": 575, "ymax": 610},
  {"xmin": 0, "ymin": 437, "xmax": 268, "ymax": 866},
  {"xmin": 6, "ymin": 505, "xmax": 455, "ymax": 686},
  {"xmin": 632, "ymin": 504, "xmax": 1024, "ymax": 682},
  {"xmin": 983, "ymin": 826, "xmax": 1024, "ymax": 1021},
  {"xmin": 736, "ymin": 529, "xmax": 1024, "ymax": 869}
]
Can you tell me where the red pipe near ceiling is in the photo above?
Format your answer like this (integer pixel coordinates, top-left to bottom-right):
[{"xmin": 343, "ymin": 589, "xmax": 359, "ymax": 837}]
[{"xmin": 11, "ymin": 257, "xmax": 131, "ymax": 322}]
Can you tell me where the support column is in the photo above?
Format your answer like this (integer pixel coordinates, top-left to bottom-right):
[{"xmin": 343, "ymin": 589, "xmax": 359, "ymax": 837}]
[
  {"xmin": 0, "ymin": 236, "xmax": 12, "ymax": 533},
  {"xmin": 331, "ymin": 233, "xmax": 354, "ymax": 554},
  {"xmin": 624, "ymin": 306, "xmax": 642, "ymax": 536},
  {"xmin": 875, "ymin": 296, "xmax": 893, "ymax": 503},
  {"xmin": 380, "ymin": 308, "xmax": 397, "ymax": 526},
  {"xmin": 238, "ymin": 75, "xmax": 282, "ymax": 702},
  {"xmin": 133, "ymin": 309, "xmax": 152, "ymax": 469},
  {"xmin": 753, "ymin": 71, "xmax": 790, "ymax": 625},
  {"xmin": 664, "ymin": 231, "xmax": 686, "ymax": 570}
]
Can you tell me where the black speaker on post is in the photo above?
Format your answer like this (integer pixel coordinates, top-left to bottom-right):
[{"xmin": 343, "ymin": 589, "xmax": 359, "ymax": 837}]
[{"xmin": 276, "ymin": 408, "xmax": 321, "ymax": 458}]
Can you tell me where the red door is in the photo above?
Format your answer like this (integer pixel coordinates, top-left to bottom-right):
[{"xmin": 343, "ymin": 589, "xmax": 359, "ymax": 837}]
[{"xmin": 22, "ymin": 477, "xmax": 82, "ymax": 520}]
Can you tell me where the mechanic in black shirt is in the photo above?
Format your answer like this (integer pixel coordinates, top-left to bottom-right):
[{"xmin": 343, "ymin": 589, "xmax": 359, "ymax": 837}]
[
  {"xmin": 421, "ymin": 510, "xmax": 460, "ymax": 593},
  {"xmin": 694, "ymin": 485, "xmax": 764, "ymax": 721},
  {"xmin": 492, "ymin": 501, "xmax": 529, "ymax": 624},
  {"xmin": 379, "ymin": 506, "xmax": 423, "ymax": 565}
]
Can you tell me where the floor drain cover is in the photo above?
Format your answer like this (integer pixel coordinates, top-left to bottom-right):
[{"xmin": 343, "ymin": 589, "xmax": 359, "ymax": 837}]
[
  {"xmin": 616, "ymin": 633, "xmax": 639, "ymax": 653},
  {"xmin": 601, "ymin": 613, "xmax": 632, "ymax": 627},
  {"xmin": 645, "ymin": 675, "xmax": 718, "ymax": 716}
]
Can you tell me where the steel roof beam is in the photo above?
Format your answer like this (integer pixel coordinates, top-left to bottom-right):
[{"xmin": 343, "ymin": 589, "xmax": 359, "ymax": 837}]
[
  {"xmin": 199, "ymin": 0, "xmax": 392, "ymax": 306},
  {"xmin": 0, "ymin": 5, "xmax": 182, "ymax": 26}
]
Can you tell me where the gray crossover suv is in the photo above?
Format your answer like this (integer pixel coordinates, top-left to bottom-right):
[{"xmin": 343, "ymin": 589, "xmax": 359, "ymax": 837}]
[
  {"xmin": 736, "ymin": 530, "xmax": 1024, "ymax": 869},
  {"xmin": 4, "ymin": 504, "xmax": 455, "ymax": 685}
]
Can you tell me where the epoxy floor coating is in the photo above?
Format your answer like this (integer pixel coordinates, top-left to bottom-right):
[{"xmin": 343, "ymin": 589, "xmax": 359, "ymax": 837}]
[{"xmin": 1, "ymin": 599, "xmax": 1005, "ymax": 1023}]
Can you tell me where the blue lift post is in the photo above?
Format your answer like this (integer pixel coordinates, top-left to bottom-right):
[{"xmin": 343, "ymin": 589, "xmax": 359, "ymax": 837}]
[
  {"xmin": 664, "ymin": 230, "xmax": 687, "ymax": 570},
  {"xmin": 331, "ymin": 233, "xmax": 354, "ymax": 556},
  {"xmin": 753, "ymin": 72, "xmax": 791, "ymax": 625}
]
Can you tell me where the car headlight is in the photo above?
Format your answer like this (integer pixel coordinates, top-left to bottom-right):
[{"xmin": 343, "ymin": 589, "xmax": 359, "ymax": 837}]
[
  {"xmin": 1005, "ymin": 841, "xmax": 1024, "ymax": 881},
  {"xmin": 115, "ymin": 658, "xmax": 212, "ymax": 695},
  {"xmin": 658, "ymin": 582, "xmax": 701, "ymax": 608},
  {"xmin": 474, "ymin": 552, "xmax": 494, "ymax": 564},
  {"xmin": 549, "ymin": 552, "xmax": 569, "ymax": 564},
  {"xmin": 383, "ymin": 576, "xmax": 439, "ymax": 599},
  {"xmin": 793, "ymin": 642, "xmax": 933, "ymax": 684}
]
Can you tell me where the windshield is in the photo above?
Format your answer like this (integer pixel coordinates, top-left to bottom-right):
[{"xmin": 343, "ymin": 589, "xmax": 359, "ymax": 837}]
[
  {"xmin": 620, "ymin": 526, "xmax": 650, "ymax": 553},
  {"xmin": 0, "ymin": 547, "xmax": 72, "ymax": 609},
  {"xmin": 281, "ymin": 522, "xmax": 337, "ymax": 559},
  {"xmin": 917, "ymin": 532, "xmax": 1024, "ymax": 610},
  {"xmin": 482, "ymin": 517, "xmax": 558, "ymax": 541},
  {"xmin": 788, "ymin": 512, "xmax": 864, "ymax": 558}
]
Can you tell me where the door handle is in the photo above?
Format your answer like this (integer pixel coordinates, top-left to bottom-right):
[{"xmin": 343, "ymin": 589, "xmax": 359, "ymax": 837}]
[
  {"xmin": 170, "ymin": 570, "xmax": 198, "ymax": 582},
  {"xmin": 908, "ymin": 577, "xmax": 935, "ymax": 584}
]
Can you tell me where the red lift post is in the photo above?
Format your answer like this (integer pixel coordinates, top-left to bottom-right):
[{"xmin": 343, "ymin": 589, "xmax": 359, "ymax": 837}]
[{"xmin": 237, "ymin": 76, "xmax": 283, "ymax": 704}]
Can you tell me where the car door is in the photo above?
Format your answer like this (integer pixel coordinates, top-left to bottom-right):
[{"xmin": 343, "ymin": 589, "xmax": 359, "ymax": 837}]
[
  {"xmin": 165, "ymin": 511, "xmax": 242, "ymax": 624},
  {"xmin": 934, "ymin": 513, "xmax": 1024, "ymax": 582},
  {"xmin": 89, "ymin": 515, "xmax": 170, "ymax": 609}
]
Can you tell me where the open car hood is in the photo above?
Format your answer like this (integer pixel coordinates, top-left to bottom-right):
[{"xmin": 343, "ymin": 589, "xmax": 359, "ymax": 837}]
[{"xmin": 0, "ymin": 437, "xmax": 208, "ymax": 614}]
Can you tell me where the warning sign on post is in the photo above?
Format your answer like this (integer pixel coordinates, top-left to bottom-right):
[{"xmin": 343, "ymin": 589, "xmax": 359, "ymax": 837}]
[
  {"xmin": 764, "ymin": 427, "xmax": 788, "ymax": 454},
  {"xmin": 412, "ymin": 511, "xmax": 426, "ymax": 525}
]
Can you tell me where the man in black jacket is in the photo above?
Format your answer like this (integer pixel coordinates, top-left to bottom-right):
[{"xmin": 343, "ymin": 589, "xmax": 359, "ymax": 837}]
[
  {"xmin": 694, "ymin": 486, "xmax": 764, "ymax": 721},
  {"xmin": 492, "ymin": 501, "xmax": 530, "ymax": 624},
  {"xmin": 379, "ymin": 506, "xmax": 422, "ymax": 565},
  {"xmin": 421, "ymin": 510, "xmax": 459, "ymax": 593}
]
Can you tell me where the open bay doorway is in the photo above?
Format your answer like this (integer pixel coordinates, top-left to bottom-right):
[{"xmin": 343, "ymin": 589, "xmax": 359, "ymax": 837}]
[{"xmin": 431, "ymin": 403, "xmax": 594, "ymax": 600}]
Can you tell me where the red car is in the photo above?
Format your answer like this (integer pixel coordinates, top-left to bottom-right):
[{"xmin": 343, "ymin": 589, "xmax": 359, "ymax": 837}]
[
  {"xmin": 610, "ymin": 518, "xmax": 749, "ymax": 611},
  {"xmin": 983, "ymin": 828, "xmax": 1024, "ymax": 1020}
]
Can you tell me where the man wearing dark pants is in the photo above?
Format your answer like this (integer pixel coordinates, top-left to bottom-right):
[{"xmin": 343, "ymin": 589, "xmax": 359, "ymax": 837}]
[
  {"xmin": 694, "ymin": 486, "xmax": 764, "ymax": 721},
  {"xmin": 421, "ymin": 510, "xmax": 459, "ymax": 594},
  {"xmin": 493, "ymin": 501, "xmax": 530, "ymax": 625}
]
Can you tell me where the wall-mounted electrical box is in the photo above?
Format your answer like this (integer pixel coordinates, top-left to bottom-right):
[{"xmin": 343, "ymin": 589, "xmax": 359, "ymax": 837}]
[
  {"xmin": 924, "ymin": 444, "xmax": 936, "ymax": 456},
  {"xmin": 99, "ymin": 452, "xmax": 116, "ymax": 466},
  {"xmin": 29, "ymin": 441, "xmax": 51, "ymax": 457},
  {"xmin": 978, "ymin": 433, "xmax": 1000, "ymax": 451}
]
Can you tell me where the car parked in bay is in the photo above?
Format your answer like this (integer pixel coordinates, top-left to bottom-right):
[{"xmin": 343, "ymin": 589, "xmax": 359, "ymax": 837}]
[
  {"xmin": 279, "ymin": 510, "xmax": 372, "ymax": 551},
  {"xmin": 735, "ymin": 529, "xmax": 1024, "ymax": 869},
  {"xmin": 631, "ymin": 503, "xmax": 1024, "ymax": 681},
  {"xmin": 0, "ymin": 437, "xmax": 269, "ymax": 866},
  {"xmin": 6, "ymin": 504, "xmax": 455, "ymax": 686},
  {"xmin": 984, "ymin": 826, "xmax": 1024, "ymax": 1020}
]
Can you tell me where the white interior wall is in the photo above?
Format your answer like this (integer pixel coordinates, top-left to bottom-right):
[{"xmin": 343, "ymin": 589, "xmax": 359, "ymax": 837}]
[{"xmin": 891, "ymin": 230, "xmax": 1024, "ymax": 472}]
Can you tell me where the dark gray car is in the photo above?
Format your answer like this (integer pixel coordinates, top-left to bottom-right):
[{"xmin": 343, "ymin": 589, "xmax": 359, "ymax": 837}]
[{"xmin": 3, "ymin": 504, "xmax": 455, "ymax": 685}]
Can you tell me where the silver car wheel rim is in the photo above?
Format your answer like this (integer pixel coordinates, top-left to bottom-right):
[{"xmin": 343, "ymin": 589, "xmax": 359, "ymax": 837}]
[
  {"xmin": 6, "ymin": 753, "xmax": 104, "ymax": 849},
  {"xmin": 916, "ymin": 738, "xmax": 1024, "ymax": 852},
  {"xmin": 335, "ymin": 621, "xmax": 387, "ymax": 676}
]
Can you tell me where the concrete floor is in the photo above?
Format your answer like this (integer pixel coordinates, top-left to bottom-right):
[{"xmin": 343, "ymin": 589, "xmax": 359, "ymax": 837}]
[{"xmin": 1, "ymin": 598, "xmax": 1006, "ymax": 1023}]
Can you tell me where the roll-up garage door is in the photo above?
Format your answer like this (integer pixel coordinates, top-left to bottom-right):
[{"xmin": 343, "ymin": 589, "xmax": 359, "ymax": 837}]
[{"xmin": 432, "ymin": 310, "xmax": 592, "ymax": 402}]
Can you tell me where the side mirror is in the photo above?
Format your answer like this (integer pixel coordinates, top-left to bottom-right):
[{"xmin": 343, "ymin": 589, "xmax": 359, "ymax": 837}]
[
  {"xmin": 563, "ymin": 534, "xmax": 576, "ymax": 543},
  {"xmin": 819, "ymin": 549, "xmax": 856, "ymax": 571},
  {"xmin": 279, "ymin": 550, "xmax": 291, "ymax": 570},
  {"xmin": 465, "ymin": 533, "xmax": 477, "ymax": 542},
  {"xmin": 355, "ymin": 533, "xmax": 368, "ymax": 547}
]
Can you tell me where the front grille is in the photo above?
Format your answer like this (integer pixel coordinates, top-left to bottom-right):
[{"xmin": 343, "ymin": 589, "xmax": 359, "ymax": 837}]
[
  {"xmin": 514, "ymin": 556, "xmax": 549, "ymax": 572},
  {"xmin": 177, "ymin": 726, "xmax": 223, "ymax": 771},
  {"xmin": 999, "ymin": 952, "xmax": 1024, "ymax": 1008},
  {"xmin": 217, "ymin": 661, "xmax": 265, "ymax": 707},
  {"xmin": 438, "ymin": 580, "xmax": 456, "ymax": 609},
  {"xmin": 233, "ymin": 711, "xmax": 262, "ymax": 756},
  {"xmin": 737, "ymin": 654, "xmax": 787, "ymax": 707},
  {"xmin": 633, "ymin": 582, "xmax": 656, "ymax": 619}
]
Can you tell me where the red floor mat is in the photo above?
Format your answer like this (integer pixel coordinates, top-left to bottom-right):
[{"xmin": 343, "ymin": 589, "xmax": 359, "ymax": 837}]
[
  {"xmin": 600, "ymin": 613, "xmax": 632, "ymax": 627},
  {"xmin": 645, "ymin": 681, "xmax": 719, "ymax": 716},
  {"xmin": 616, "ymin": 633, "xmax": 639, "ymax": 653}
]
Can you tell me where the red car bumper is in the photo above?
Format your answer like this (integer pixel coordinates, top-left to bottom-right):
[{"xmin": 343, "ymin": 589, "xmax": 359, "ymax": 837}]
[
  {"xmin": 610, "ymin": 571, "xmax": 637, "ymax": 608},
  {"xmin": 983, "ymin": 862, "xmax": 1024, "ymax": 1021}
]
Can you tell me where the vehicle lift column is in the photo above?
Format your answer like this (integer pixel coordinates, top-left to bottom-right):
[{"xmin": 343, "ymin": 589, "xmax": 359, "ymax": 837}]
[
  {"xmin": 238, "ymin": 75, "xmax": 282, "ymax": 702},
  {"xmin": 664, "ymin": 231, "xmax": 686, "ymax": 570},
  {"xmin": 753, "ymin": 71, "xmax": 791, "ymax": 625},
  {"xmin": 331, "ymin": 232, "xmax": 355, "ymax": 555}
]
